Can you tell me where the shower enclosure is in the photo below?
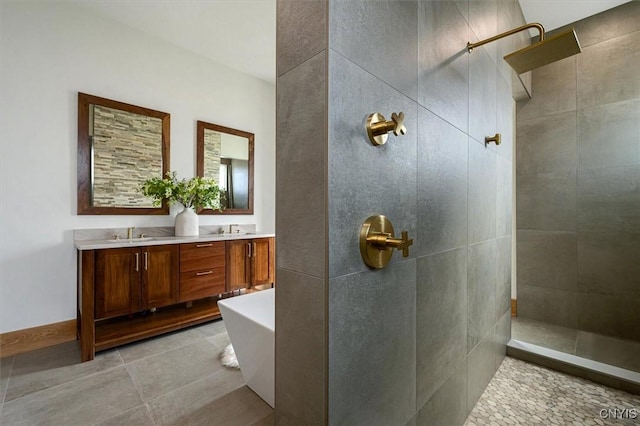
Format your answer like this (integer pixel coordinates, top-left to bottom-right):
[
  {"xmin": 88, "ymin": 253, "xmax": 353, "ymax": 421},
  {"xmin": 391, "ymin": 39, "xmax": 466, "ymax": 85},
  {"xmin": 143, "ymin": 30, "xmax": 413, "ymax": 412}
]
[{"xmin": 512, "ymin": 1, "xmax": 640, "ymax": 387}]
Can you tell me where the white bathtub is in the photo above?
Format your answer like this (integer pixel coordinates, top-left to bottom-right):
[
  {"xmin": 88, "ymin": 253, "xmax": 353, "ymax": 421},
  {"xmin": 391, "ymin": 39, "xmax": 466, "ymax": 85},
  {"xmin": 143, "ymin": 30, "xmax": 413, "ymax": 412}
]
[{"xmin": 217, "ymin": 289, "xmax": 275, "ymax": 407}]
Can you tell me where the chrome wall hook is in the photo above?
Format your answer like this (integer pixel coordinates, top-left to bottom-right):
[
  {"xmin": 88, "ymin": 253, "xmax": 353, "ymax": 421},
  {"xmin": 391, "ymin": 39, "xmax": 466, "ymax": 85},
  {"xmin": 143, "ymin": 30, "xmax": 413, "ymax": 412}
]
[
  {"xmin": 365, "ymin": 112, "xmax": 406, "ymax": 146},
  {"xmin": 485, "ymin": 133, "xmax": 501, "ymax": 146}
]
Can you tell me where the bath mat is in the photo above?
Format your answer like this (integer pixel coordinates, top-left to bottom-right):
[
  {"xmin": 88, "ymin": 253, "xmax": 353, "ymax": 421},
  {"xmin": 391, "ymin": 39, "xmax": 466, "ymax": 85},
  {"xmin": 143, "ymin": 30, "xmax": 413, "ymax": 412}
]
[{"xmin": 220, "ymin": 343, "xmax": 240, "ymax": 369}]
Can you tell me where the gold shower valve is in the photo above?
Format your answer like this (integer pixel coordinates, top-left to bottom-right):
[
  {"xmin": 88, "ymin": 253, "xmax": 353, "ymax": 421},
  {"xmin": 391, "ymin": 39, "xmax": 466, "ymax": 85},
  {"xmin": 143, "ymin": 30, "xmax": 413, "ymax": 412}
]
[
  {"xmin": 360, "ymin": 215, "xmax": 413, "ymax": 269},
  {"xmin": 366, "ymin": 112, "xmax": 406, "ymax": 146},
  {"xmin": 485, "ymin": 133, "xmax": 501, "ymax": 146}
]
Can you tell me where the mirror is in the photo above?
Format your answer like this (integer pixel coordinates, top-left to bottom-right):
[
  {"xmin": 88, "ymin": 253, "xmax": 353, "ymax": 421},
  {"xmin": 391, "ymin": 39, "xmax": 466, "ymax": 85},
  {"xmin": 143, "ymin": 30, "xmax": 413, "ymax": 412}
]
[
  {"xmin": 77, "ymin": 93, "xmax": 170, "ymax": 214},
  {"xmin": 197, "ymin": 121, "xmax": 254, "ymax": 215}
]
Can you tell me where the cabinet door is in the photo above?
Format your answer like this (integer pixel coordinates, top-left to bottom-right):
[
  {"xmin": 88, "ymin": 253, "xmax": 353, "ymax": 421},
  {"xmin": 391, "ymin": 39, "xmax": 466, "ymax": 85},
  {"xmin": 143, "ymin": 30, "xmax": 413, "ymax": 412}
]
[
  {"xmin": 226, "ymin": 240, "xmax": 250, "ymax": 291},
  {"xmin": 251, "ymin": 238, "xmax": 275, "ymax": 286},
  {"xmin": 95, "ymin": 248, "xmax": 140, "ymax": 319},
  {"xmin": 142, "ymin": 245, "xmax": 178, "ymax": 309}
]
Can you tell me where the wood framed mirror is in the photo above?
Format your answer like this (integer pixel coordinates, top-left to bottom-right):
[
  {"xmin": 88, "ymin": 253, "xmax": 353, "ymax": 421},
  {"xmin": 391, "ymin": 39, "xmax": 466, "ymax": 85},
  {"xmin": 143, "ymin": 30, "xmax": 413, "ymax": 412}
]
[
  {"xmin": 77, "ymin": 93, "xmax": 170, "ymax": 215},
  {"xmin": 196, "ymin": 120, "xmax": 254, "ymax": 215}
]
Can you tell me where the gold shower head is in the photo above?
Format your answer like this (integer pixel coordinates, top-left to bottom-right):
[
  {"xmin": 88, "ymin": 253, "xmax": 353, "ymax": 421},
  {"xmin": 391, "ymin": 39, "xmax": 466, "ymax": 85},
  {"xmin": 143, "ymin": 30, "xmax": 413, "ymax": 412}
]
[{"xmin": 467, "ymin": 23, "xmax": 582, "ymax": 74}]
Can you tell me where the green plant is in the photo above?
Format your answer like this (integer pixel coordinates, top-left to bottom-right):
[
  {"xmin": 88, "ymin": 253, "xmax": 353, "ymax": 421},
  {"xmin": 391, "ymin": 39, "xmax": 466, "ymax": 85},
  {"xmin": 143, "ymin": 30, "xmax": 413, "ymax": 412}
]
[{"xmin": 140, "ymin": 171, "xmax": 224, "ymax": 211}]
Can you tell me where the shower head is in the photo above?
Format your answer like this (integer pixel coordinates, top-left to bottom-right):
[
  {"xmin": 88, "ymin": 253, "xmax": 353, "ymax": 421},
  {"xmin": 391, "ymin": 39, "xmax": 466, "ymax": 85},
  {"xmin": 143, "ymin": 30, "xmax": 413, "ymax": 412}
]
[
  {"xmin": 504, "ymin": 29, "xmax": 581, "ymax": 74},
  {"xmin": 467, "ymin": 23, "xmax": 582, "ymax": 74}
]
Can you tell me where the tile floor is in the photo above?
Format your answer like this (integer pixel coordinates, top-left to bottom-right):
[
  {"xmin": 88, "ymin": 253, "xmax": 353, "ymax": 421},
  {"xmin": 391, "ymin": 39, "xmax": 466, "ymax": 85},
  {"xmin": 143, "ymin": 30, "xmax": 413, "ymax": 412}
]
[
  {"xmin": 2, "ymin": 319, "xmax": 639, "ymax": 426},
  {"xmin": 512, "ymin": 317, "xmax": 640, "ymax": 373},
  {"xmin": 0, "ymin": 320, "xmax": 273, "ymax": 426},
  {"xmin": 465, "ymin": 357, "xmax": 640, "ymax": 426}
]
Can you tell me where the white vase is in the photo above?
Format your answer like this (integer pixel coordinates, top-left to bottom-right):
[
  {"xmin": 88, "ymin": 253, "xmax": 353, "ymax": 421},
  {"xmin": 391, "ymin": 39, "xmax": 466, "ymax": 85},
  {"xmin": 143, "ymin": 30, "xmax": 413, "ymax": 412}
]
[{"xmin": 175, "ymin": 206, "xmax": 199, "ymax": 237}]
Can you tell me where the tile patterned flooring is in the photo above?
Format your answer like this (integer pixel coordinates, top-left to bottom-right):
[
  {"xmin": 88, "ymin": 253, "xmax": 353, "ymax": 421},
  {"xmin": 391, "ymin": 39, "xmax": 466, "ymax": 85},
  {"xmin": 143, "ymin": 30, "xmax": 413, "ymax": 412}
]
[
  {"xmin": 0, "ymin": 320, "xmax": 273, "ymax": 426},
  {"xmin": 465, "ymin": 357, "xmax": 640, "ymax": 426},
  {"xmin": 2, "ymin": 319, "xmax": 638, "ymax": 425}
]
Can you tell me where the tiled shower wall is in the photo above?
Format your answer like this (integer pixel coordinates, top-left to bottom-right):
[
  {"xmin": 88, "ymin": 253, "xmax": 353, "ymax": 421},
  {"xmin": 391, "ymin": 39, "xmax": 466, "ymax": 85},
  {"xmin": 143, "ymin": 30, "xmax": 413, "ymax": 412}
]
[
  {"xmin": 516, "ymin": 1, "xmax": 640, "ymax": 342},
  {"xmin": 276, "ymin": 1, "xmax": 524, "ymax": 424}
]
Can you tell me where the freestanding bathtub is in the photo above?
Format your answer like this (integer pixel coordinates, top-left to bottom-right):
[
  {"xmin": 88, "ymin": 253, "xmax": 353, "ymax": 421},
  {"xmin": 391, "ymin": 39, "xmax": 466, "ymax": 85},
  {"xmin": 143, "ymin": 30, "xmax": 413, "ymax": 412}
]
[{"xmin": 217, "ymin": 289, "xmax": 275, "ymax": 407}]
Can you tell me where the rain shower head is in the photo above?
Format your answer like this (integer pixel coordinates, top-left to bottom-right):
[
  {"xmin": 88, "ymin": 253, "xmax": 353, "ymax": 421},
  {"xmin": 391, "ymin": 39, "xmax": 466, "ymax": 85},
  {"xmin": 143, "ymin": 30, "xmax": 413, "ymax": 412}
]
[{"xmin": 467, "ymin": 23, "xmax": 582, "ymax": 74}]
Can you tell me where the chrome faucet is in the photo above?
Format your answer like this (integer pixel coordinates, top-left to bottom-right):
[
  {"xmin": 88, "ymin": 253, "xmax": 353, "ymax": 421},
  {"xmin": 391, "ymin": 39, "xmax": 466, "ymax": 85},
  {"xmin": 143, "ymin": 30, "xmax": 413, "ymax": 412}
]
[{"xmin": 127, "ymin": 226, "xmax": 135, "ymax": 240}]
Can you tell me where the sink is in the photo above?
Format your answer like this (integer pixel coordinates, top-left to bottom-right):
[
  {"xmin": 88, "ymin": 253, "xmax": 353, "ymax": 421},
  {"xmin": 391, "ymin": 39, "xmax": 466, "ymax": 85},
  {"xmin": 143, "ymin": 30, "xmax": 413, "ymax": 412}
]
[{"xmin": 107, "ymin": 237, "xmax": 154, "ymax": 243}]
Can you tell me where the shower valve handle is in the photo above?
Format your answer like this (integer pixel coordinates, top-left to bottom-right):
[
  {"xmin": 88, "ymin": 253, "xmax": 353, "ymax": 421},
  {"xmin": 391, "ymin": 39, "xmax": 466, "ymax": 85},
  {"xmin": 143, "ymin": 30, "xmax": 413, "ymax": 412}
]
[{"xmin": 366, "ymin": 111, "xmax": 407, "ymax": 146}]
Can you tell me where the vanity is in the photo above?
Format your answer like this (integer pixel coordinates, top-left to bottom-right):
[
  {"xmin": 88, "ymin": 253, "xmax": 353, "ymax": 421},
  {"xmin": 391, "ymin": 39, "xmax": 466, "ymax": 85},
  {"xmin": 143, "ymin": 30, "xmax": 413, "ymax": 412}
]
[
  {"xmin": 74, "ymin": 92, "xmax": 269, "ymax": 361},
  {"xmin": 75, "ymin": 229, "xmax": 274, "ymax": 362}
]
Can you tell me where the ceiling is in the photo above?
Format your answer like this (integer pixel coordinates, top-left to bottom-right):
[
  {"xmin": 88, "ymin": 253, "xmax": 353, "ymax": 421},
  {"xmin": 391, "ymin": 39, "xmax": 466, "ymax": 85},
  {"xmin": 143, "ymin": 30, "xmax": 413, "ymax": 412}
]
[{"xmin": 74, "ymin": 0, "xmax": 631, "ymax": 85}]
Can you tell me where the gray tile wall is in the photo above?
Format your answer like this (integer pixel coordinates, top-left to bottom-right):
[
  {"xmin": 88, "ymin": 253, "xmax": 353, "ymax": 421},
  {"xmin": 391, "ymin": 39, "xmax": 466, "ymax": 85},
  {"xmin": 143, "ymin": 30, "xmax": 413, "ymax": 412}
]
[
  {"xmin": 275, "ymin": 1, "xmax": 327, "ymax": 423},
  {"xmin": 515, "ymin": 1, "xmax": 640, "ymax": 341},
  {"xmin": 277, "ymin": 0, "xmax": 521, "ymax": 423}
]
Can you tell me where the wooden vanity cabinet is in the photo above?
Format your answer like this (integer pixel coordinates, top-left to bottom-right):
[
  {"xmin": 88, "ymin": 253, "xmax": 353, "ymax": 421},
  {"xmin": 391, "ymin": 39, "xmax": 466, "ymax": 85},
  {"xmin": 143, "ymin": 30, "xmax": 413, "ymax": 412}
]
[
  {"xmin": 94, "ymin": 245, "xmax": 178, "ymax": 320},
  {"xmin": 78, "ymin": 235, "xmax": 274, "ymax": 362},
  {"xmin": 226, "ymin": 237, "xmax": 275, "ymax": 291}
]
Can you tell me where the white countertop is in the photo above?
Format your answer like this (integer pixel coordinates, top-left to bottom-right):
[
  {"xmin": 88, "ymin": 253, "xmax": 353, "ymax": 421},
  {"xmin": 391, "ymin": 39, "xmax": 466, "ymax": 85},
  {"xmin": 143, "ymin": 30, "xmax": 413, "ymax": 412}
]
[{"xmin": 74, "ymin": 232, "xmax": 275, "ymax": 251}]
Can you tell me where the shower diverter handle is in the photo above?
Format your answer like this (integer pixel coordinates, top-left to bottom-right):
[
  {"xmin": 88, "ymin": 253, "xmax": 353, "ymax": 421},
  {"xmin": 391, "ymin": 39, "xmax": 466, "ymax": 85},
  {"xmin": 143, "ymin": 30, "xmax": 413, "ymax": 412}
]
[{"xmin": 367, "ymin": 230, "xmax": 413, "ymax": 258}]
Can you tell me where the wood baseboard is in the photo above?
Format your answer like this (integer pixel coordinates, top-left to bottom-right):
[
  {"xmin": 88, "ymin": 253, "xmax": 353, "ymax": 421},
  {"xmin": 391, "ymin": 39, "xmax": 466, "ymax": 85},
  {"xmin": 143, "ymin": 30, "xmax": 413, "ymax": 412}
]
[
  {"xmin": 0, "ymin": 320, "xmax": 76, "ymax": 358},
  {"xmin": 511, "ymin": 299, "xmax": 517, "ymax": 317}
]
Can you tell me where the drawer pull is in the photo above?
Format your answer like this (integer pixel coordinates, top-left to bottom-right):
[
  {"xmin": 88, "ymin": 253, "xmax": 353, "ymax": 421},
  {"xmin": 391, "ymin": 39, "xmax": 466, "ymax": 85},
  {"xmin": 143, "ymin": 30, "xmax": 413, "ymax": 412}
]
[
  {"xmin": 196, "ymin": 270, "xmax": 214, "ymax": 276},
  {"xmin": 196, "ymin": 243, "xmax": 213, "ymax": 248}
]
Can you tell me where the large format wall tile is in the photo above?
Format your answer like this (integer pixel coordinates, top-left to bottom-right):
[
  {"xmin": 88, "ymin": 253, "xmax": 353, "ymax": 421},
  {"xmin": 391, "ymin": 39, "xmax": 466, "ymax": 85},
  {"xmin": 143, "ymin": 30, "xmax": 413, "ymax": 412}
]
[
  {"xmin": 468, "ymin": 0, "xmax": 498, "ymax": 63},
  {"xmin": 516, "ymin": 111, "xmax": 577, "ymax": 177},
  {"xmin": 276, "ymin": 52, "xmax": 326, "ymax": 279},
  {"xmin": 517, "ymin": 284, "xmax": 577, "ymax": 328},
  {"xmin": 417, "ymin": 0, "xmax": 469, "ymax": 132},
  {"xmin": 516, "ymin": 170, "xmax": 577, "ymax": 231},
  {"xmin": 496, "ymin": 155, "xmax": 513, "ymax": 238},
  {"xmin": 578, "ymin": 165, "xmax": 640, "ymax": 233},
  {"xmin": 495, "ymin": 236, "xmax": 512, "ymax": 322},
  {"xmin": 468, "ymin": 139, "xmax": 497, "ymax": 244},
  {"xmin": 516, "ymin": 56, "xmax": 577, "ymax": 121},
  {"xmin": 577, "ymin": 30, "xmax": 640, "ymax": 109},
  {"xmin": 549, "ymin": 1, "xmax": 640, "ymax": 48},
  {"xmin": 496, "ymin": 70, "xmax": 514, "ymax": 162},
  {"xmin": 416, "ymin": 248, "xmax": 467, "ymax": 408},
  {"xmin": 467, "ymin": 331, "xmax": 497, "ymax": 415},
  {"xmin": 328, "ymin": 51, "xmax": 417, "ymax": 278},
  {"xmin": 329, "ymin": 0, "xmax": 418, "ymax": 100},
  {"xmin": 277, "ymin": 0, "xmax": 325, "ymax": 77},
  {"xmin": 329, "ymin": 260, "xmax": 416, "ymax": 426},
  {"xmin": 467, "ymin": 239, "xmax": 497, "ymax": 353},
  {"xmin": 416, "ymin": 107, "xmax": 468, "ymax": 257},
  {"xmin": 469, "ymin": 45, "xmax": 497, "ymax": 145},
  {"xmin": 577, "ymin": 99, "xmax": 640, "ymax": 170},
  {"xmin": 577, "ymin": 291, "xmax": 640, "ymax": 342},
  {"xmin": 516, "ymin": 230, "xmax": 577, "ymax": 292},
  {"xmin": 577, "ymin": 231, "xmax": 640, "ymax": 297},
  {"xmin": 416, "ymin": 359, "xmax": 467, "ymax": 426},
  {"xmin": 275, "ymin": 269, "xmax": 325, "ymax": 426},
  {"xmin": 495, "ymin": 310, "xmax": 511, "ymax": 371}
]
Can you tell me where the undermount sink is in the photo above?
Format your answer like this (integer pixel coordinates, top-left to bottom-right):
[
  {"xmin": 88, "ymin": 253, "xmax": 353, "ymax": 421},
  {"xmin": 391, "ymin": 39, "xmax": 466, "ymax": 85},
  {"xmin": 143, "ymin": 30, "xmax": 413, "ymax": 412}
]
[{"xmin": 107, "ymin": 237, "xmax": 154, "ymax": 243}]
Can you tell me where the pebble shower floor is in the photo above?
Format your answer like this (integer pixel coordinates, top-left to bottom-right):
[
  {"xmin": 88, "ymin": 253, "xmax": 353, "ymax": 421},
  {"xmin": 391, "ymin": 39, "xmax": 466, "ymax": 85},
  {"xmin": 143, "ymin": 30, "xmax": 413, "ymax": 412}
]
[{"xmin": 465, "ymin": 357, "xmax": 640, "ymax": 425}]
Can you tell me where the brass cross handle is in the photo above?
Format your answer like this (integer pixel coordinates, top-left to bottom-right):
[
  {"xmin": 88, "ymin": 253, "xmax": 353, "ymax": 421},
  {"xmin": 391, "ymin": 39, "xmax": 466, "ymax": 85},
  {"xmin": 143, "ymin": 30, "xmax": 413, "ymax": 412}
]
[
  {"xmin": 367, "ymin": 230, "xmax": 413, "ymax": 257},
  {"xmin": 485, "ymin": 133, "xmax": 501, "ymax": 146},
  {"xmin": 366, "ymin": 112, "xmax": 407, "ymax": 146},
  {"xmin": 360, "ymin": 215, "xmax": 414, "ymax": 269}
]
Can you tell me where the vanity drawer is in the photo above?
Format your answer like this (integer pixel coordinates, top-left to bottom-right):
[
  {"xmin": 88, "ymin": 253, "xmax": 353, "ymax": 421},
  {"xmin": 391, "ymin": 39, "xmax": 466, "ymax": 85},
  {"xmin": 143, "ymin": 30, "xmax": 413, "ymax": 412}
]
[
  {"xmin": 180, "ymin": 242, "xmax": 225, "ymax": 272},
  {"xmin": 179, "ymin": 267, "xmax": 225, "ymax": 302}
]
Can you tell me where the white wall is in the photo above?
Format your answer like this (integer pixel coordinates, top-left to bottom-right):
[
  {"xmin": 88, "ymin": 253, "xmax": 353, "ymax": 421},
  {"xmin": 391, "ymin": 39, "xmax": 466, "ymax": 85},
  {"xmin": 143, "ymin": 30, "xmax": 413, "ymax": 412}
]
[{"xmin": 0, "ymin": 2, "xmax": 276, "ymax": 333}]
